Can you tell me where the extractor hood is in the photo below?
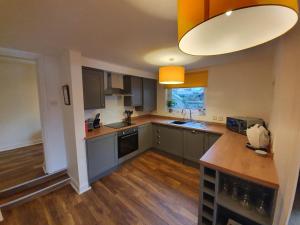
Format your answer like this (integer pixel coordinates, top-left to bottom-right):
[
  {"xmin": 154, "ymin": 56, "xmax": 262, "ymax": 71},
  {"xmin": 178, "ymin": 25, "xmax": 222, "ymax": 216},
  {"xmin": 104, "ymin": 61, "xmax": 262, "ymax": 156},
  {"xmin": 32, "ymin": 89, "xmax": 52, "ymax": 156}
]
[{"xmin": 104, "ymin": 72, "xmax": 132, "ymax": 96}]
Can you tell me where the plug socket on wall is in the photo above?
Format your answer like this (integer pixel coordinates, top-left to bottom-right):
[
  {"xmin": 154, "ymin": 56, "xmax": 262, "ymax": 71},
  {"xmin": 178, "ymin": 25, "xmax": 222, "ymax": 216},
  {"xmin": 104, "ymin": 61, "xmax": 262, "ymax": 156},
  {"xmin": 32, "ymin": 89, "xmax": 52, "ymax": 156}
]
[{"xmin": 218, "ymin": 116, "xmax": 224, "ymax": 121}]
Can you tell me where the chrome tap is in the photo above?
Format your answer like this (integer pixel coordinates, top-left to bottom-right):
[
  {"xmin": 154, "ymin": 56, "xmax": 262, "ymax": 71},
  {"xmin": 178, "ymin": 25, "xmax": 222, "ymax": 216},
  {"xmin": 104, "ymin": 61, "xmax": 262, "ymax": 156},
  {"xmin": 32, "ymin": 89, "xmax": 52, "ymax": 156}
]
[{"xmin": 189, "ymin": 109, "xmax": 193, "ymax": 121}]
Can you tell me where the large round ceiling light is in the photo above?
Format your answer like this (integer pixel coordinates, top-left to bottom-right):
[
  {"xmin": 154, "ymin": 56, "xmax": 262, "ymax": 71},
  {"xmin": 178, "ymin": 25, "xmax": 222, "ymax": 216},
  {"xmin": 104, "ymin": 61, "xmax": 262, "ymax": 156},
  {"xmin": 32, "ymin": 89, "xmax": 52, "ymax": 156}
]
[
  {"xmin": 159, "ymin": 66, "xmax": 185, "ymax": 84},
  {"xmin": 178, "ymin": 0, "xmax": 299, "ymax": 56}
]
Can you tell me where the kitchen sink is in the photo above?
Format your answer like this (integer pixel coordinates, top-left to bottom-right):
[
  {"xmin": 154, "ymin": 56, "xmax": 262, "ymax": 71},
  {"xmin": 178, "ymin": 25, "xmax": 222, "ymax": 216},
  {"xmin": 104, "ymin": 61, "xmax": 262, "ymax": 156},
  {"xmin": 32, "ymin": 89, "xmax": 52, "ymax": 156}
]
[
  {"xmin": 171, "ymin": 120, "xmax": 188, "ymax": 125},
  {"xmin": 170, "ymin": 120, "xmax": 207, "ymax": 129}
]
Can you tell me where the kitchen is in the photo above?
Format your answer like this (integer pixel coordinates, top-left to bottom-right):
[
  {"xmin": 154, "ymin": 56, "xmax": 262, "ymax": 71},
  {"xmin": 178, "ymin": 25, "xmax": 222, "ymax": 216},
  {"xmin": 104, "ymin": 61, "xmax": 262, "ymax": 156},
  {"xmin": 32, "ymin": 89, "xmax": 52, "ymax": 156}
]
[{"xmin": 0, "ymin": 1, "xmax": 300, "ymax": 225}]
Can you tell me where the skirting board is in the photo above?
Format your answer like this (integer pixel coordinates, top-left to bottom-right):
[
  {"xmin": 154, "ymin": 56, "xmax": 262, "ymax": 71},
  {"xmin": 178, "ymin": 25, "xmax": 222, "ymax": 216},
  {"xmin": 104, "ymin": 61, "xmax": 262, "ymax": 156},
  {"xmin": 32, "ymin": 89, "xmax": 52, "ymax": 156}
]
[
  {"xmin": 0, "ymin": 139, "xmax": 43, "ymax": 152},
  {"xmin": 69, "ymin": 175, "xmax": 91, "ymax": 195}
]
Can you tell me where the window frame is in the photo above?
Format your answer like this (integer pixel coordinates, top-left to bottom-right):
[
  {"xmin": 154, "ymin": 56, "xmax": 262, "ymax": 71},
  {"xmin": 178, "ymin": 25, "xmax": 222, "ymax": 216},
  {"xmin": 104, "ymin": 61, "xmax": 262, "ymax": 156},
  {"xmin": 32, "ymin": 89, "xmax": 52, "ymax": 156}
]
[{"xmin": 167, "ymin": 87, "xmax": 207, "ymax": 112}]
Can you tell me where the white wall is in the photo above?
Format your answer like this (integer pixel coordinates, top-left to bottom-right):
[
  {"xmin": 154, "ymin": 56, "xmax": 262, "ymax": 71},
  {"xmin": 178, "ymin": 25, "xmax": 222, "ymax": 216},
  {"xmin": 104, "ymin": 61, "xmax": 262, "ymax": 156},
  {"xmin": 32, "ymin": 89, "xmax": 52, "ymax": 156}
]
[
  {"xmin": 269, "ymin": 23, "xmax": 300, "ymax": 225},
  {"xmin": 0, "ymin": 56, "xmax": 42, "ymax": 151},
  {"xmin": 37, "ymin": 55, "xmax": 68, "ymax": 173},
  {"xmin": 60, "ymin": 50, "xmax": 90, "ymax": 194},
  {"xmin": 154, "ymin": 53, "xmax": 275, "ymax": 124}
]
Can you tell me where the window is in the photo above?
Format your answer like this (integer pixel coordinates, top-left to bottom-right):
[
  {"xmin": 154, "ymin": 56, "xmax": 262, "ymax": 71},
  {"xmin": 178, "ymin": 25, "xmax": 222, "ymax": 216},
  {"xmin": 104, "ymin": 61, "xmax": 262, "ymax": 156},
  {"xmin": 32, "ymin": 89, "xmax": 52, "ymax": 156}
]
[{"xmin": 168, "ymin": 87, "xmax": 205, "ymax": 110}]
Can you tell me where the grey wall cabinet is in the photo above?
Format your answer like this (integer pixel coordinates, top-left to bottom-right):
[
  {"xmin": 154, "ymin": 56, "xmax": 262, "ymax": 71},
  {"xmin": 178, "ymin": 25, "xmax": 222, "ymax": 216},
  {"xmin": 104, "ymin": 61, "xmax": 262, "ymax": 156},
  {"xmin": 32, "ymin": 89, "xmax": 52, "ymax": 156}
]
[
  {"xmin": 123, "ymin": 75, "xmax": 143, "ymax": 107},
  {"xmin": 136, "ymin": 78, "xmax": 157, "ymax": 112},
  {"xmin": 153, "ymin": 125, "xmax": 184, "ymax": 157},
  {"xmin": 82, "ymin": 67, "xmax": 105, "ymax": 109},
  {"xmin": 86, "ymin": 133, "xmax": 117, "ymax": 183},
  {"xmin": 204, "ymin": 132, "xmax": 221, "ymax": 153},
  {"xmin": 183, "ymin": 130, "xmax": 205, "ymax": 163},
  {"xmin": 138, "ymin": 123, "xmax": 152, "ymax": 152}
]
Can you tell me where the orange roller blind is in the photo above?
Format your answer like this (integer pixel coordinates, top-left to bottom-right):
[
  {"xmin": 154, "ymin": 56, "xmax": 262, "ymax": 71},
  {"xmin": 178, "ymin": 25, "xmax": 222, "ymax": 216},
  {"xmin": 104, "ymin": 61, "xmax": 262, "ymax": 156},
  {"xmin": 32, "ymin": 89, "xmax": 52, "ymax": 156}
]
[{"xmin": 165, "ymin": 70, "xmax": 208, "ymax": 88}]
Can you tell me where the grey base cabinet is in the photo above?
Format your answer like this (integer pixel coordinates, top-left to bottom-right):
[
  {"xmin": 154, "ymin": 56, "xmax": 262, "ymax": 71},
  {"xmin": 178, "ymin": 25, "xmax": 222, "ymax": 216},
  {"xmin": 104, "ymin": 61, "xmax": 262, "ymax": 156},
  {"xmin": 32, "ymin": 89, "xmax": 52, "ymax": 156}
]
[
  {"xmin": 138, "ymin": 123, "xmax": 153, "ymax": 152},
  {"xmin": 183, "ymin": 130, "xmax": 205, "ymax": 163},
  {"xmin": 153, "ymin": 124, "xmax": 184, "ymax": 157},
  {"xmin": 86, "ymin": 133, "xmax": 118, "ymax": 183},
  {"xmin": 204, "ymin": 132, "xmax": 221, "ymax": 154}
]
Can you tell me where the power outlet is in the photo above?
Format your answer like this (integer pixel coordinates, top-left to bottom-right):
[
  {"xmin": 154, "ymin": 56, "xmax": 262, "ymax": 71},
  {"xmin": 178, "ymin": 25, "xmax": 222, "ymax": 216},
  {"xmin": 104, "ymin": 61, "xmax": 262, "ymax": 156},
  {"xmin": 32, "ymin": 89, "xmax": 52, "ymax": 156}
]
[{"xmin": 218, "ymin": 116, "xmax": 224, "ymax": 121}]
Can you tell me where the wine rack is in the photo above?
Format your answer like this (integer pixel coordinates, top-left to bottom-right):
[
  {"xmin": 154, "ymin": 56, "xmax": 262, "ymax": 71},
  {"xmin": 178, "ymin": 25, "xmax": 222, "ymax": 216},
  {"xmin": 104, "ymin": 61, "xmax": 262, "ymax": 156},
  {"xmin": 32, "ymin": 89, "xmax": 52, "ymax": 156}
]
[{"xmin": 198, "ymin": 166, "xmax": 278, "ymax": 225}]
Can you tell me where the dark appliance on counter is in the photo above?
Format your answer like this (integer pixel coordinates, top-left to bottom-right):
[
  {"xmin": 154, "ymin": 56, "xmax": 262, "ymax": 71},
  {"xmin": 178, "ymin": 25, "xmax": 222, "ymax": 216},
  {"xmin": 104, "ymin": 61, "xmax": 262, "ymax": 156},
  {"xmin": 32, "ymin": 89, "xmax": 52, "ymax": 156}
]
[
  {"xmin": 93, "ymin": 113, "xmax": 101, "ymax": 129},
  {"xmin": 118, "ymin": 127, "xmax": 138, "ymax": 158},
  {"xmin": 226, "ymin": 116, "xmax": 265, "ymax": 135},
  {"xmin": 124, "ymin": 110, "xmax": 133, "ymax": 124}
]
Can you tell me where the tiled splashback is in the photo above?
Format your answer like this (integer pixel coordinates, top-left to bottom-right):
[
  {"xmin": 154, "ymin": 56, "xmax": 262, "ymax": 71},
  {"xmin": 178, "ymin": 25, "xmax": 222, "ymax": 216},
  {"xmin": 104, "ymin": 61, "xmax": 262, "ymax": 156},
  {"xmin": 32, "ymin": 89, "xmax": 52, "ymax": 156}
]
[{"xmin": 84, "ymin": 95, "xmax": 147, "ymax": 124}]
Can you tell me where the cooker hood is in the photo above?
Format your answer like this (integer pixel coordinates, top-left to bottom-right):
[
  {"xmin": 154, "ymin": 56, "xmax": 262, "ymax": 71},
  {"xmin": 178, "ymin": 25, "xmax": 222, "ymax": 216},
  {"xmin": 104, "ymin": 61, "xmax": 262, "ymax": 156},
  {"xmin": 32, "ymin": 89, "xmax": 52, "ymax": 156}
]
[{"xmin": 104, "ymin": 72, "xmax": 132, "ymax": 96}]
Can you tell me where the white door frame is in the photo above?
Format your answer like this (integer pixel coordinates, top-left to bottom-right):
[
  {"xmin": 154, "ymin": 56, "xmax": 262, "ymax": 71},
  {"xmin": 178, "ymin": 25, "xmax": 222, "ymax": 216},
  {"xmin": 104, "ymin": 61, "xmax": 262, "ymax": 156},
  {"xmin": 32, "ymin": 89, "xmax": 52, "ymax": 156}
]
[{"xmin": 0, "ymin": 47, "xmax": 51, "ymax": 173}]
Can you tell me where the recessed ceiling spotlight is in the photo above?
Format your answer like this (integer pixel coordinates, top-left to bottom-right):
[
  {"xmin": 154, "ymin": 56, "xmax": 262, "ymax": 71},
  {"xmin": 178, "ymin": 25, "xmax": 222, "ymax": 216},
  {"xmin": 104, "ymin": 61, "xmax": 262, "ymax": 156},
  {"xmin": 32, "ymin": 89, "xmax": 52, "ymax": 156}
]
[
  {"xmin": 144, "ymin": 47, "xmax": 201, "ymax": 66},
  {"xmin": 225, "ymin": 11, "xmax": 233, "ymax": 16}
]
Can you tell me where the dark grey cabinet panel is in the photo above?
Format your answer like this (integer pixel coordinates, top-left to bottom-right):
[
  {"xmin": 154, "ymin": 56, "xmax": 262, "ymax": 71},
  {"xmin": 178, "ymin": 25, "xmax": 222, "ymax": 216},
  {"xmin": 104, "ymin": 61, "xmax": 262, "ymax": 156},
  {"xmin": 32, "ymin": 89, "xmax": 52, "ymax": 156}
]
[
  {"xmin": 123, "ymin": 76, "xmax": 143, "ymax": 107},
  {"xmin": 136, "ymin": 78, "xmax": 157, "ymax": 112},
  {"xmin": 204, "ymin": 132, "xmax": 221, "ymax": 153},
  {"xmin": 82, "ymin": 67, "xmax": 105, "ymax": 109},
  {"xmin": 138, "ymin": 123, "xmax": 152, "ymax": 152},
  {"xmin": 183, "ymin": 130, "xmax": 205, "ymax": 163},
  {"xmin": 86, "ymin": 133, "xmax": 117, "ymax": 183},
  {"xmin": 153, "ymin": 124, "xmax": 184, "ymax": 157}
]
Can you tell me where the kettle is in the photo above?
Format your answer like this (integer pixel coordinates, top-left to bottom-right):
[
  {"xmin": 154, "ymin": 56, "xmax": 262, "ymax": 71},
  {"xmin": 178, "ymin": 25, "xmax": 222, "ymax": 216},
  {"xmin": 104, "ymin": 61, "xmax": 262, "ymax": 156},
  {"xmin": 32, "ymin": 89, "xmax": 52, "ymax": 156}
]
[{"xmin": 246, "ymin": 124, "xmax": 270, "ymax": 150}]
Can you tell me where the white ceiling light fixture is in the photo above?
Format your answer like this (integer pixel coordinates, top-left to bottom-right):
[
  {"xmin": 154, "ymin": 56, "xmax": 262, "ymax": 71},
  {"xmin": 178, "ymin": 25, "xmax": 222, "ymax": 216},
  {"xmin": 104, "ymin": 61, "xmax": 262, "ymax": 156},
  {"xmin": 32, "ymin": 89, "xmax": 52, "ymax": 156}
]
[
  {"xmin": 178, "ymin": 0, "xmax": 299, "ymax": 56},
  {"xmin": 144, "ymin": 47, "xmax": 202, "ymax": 66}
]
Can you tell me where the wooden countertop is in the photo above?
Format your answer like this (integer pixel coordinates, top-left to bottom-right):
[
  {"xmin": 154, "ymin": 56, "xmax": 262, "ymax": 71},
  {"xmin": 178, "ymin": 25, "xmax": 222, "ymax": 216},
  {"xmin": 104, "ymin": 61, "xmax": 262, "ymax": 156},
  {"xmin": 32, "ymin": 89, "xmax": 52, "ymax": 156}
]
[{"xmin": 85, "ymin": 115, "xmax": 279, "ymax": 189}]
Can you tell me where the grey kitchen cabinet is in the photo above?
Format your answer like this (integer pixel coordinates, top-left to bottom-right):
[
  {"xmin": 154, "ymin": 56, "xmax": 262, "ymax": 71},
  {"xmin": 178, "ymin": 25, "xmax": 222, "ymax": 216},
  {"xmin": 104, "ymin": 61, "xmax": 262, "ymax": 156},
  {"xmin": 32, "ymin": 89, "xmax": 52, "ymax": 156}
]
[
  {"xmin": 123, "ymin": 75, "xmax": 143, "ymax": 107},
  {"xmin": 204, "ymin": 132, "xmax": 221, "ymax": 153},
  {"xmin": 183, "ymin": 129, "xmax": 205, "ymax": 163},
  {"xmin": 136, "ymin": 78, "xmax": 157, "ymax": 112},
  {"xmin": 86, "ymin": 133, "xmax": 118, "ymax": 183},
  {"xmin": 82, "ymin": 67, "xmax": 105, "ymax": 109},
  {"xmin": 153, "ymin": 124, "xmax": 184, "ymax": 157},
  {"xmin": 138, "ymin": 123, "xmax": 153, "ymax": 152}
]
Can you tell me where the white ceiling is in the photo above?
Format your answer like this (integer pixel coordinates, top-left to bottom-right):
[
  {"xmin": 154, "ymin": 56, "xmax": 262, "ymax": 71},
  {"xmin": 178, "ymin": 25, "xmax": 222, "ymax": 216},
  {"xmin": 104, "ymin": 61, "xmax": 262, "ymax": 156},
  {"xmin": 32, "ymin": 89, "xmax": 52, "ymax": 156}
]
[{"xmin": 0, "ymin": 0, "xmax": 288, "ymax": 73}]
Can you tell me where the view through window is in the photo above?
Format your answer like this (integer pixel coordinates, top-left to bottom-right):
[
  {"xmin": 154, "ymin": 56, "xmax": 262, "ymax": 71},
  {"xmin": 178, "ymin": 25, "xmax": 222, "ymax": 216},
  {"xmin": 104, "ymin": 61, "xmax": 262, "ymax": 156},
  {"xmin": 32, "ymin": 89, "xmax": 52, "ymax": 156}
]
[{"xmin": 168, "ymin": 87, "xmax": 205, "ymax": 110}]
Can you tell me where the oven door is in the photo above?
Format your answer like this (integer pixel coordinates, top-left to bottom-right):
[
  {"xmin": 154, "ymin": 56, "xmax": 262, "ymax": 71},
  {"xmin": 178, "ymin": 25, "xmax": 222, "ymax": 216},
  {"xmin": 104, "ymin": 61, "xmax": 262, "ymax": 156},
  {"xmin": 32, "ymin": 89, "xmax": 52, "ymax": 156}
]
[{"xmin": 118, "ymin": 132, "xmax": 138, "ymax": 158}]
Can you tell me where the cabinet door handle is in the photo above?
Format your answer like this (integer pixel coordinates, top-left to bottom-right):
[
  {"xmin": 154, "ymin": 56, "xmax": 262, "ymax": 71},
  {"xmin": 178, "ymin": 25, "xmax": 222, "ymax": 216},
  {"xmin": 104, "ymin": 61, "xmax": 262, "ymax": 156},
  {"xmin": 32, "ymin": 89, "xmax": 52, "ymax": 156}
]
[
  {"xmin": 157, "ymin": 135, "xmax": 161, "ymax": 138},
  {"xmin": 192, "ymin": 130, "xmax": 196, "ymax": 134},
  {"xmin": 157, "ymin": 141, "xmax": 160, "ymax": 145}
]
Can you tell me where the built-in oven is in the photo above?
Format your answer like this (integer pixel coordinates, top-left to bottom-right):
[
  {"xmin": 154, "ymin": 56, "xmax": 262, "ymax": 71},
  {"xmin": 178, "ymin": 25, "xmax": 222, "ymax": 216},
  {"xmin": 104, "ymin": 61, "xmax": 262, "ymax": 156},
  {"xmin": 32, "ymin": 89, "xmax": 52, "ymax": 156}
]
[{"xmin": 118, "ymin": 127, "xmax": 138, "ymax": 158}]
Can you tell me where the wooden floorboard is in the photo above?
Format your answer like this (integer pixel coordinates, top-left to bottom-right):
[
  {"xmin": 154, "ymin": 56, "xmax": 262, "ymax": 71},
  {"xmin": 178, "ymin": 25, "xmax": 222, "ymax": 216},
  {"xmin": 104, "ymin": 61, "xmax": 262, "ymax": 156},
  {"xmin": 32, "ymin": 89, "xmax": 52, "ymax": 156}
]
[
  {"xmin": 0, "ymin": 144, "xmax": 45, "ymax": 191},
  {"xmin": 1, "ymin": 150, "xmax": 200, "ymax": 225}
]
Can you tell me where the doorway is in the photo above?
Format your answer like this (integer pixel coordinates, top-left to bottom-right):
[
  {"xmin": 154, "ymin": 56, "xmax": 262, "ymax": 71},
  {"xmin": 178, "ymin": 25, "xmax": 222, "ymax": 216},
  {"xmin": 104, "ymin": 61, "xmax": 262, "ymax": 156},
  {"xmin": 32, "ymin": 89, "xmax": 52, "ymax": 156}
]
[{"xmin": 0, "ymin": 56, "xmax": 45, "ymax": 191}]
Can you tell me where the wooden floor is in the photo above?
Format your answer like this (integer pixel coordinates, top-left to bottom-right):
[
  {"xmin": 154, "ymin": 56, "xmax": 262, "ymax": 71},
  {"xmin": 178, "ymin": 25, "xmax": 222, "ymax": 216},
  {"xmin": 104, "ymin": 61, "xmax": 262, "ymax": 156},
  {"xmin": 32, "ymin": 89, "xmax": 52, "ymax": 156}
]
[
  {"xmin": 1, "ymin": 150, "xmax": 200, "ymax": 225},
  {"xmin": 0, "ymin": 144, "xmax": 45, "ymax": 191}
]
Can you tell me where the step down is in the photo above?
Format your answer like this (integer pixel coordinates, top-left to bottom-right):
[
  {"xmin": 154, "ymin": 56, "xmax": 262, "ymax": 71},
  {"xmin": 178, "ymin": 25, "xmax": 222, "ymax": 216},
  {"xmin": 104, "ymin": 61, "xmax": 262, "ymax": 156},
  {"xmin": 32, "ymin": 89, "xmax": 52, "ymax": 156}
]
[{"xmin": 0, "ymin": 170, "xmax": 70, "ymax": 210}]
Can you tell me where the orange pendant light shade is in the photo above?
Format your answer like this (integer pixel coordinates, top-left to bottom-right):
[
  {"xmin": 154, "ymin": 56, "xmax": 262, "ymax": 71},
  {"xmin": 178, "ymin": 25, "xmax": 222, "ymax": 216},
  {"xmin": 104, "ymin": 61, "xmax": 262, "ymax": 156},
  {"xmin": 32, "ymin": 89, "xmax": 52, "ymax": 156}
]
[
  {"xmin": 178, "ymin": 0, "xmax": 299, "ymax": 56},
  {"xmin": 159, "ymin": 66, "xmax": 185, "ymax": 84}
]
